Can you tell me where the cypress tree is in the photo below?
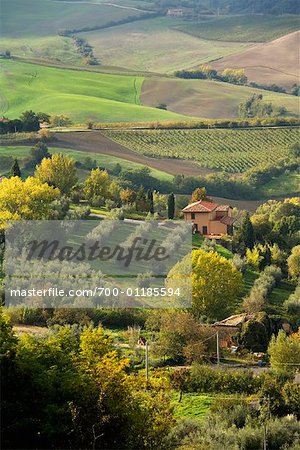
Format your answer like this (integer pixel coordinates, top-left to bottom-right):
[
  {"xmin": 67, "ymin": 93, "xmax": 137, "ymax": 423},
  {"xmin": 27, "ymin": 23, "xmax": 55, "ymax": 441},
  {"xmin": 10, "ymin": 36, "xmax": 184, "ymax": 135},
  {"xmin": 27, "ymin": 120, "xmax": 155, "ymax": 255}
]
[
  {"xmin": 239, "ymin": 212, "xmax": 255, "ymax": 250},
  {"xmin": 147, "ymin": 189, "xmax": 154, "ymax": 214},
  {"xmin": 167, "ymin": 193, "xmax": 175, "ymax": 219},
  {"xmin": 11, "ymin": 159, "xmax": 21, "ymax": 178}
]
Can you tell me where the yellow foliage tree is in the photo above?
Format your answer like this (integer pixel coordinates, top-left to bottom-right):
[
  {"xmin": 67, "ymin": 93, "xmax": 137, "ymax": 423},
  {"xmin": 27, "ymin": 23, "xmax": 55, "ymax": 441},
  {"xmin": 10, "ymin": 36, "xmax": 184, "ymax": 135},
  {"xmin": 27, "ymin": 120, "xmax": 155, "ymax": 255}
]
[
  {"xmin": 84, "ymin": 168, "xmax": 120, "ymax": 204},
  {"xmin": 167, "ymin": 248, "xmax": 243, "ymax": 319},
  {"xmin": 35, "ymin": 154, "xmax": 78, "ymax": 194},
  {"xmin": 0, "ymin": 176, "xmax": 60, "ymax": 227}
]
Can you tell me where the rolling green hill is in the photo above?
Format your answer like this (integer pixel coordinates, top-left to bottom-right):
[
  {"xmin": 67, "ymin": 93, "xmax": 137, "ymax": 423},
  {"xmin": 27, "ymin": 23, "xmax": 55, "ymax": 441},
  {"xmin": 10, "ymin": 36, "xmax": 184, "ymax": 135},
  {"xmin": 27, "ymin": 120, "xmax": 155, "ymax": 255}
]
[{"xmin": 0, "ymin": 60, "xmax": 190, "ymax": 122}]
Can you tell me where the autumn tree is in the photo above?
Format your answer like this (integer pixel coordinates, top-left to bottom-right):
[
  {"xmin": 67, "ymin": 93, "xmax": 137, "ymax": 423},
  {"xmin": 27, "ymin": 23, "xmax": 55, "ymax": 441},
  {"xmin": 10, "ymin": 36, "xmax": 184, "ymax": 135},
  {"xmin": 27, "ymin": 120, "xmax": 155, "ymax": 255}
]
[
  {"xmin": 167, "ymin": 249, "xmax": 243, "ymax": 320},
  {"xmin": 191, "ymin": 187, "xmax": 211, "ymax": 203},
  {"xmin": 35, "ymin": 154, "xmax": 78, "ymax": 194},
  {"xmin": 152, "ymin": 310, "xmax": 217, "ymax": 363},
  {"xmin": 120, "ymin": 188, "xmax": 136, "ymax": 205},
  {"xmin": 84, "ymin": 168, "xmax": 119, "ymax": 206},
  {"xmin": 288, "ymin": 245, "xmax": 300, "ymax": 279},
  {"xmin": 50, "ymin": 115, "xmax": 72, "ymax": 127},
  {"xmin": 10, "ymin": 159, "xmax": 21, "ymax": 177},
  {"xmin": 1, "ymin": 315, "xmax": 174, "ymax": 449},
  {"xmin": 0, "ymin": 176, "xmax": 60, "ymax": 224},
  {"xmin": 222, "ymin": 68, "xmax": 247, "ymax": 85}
]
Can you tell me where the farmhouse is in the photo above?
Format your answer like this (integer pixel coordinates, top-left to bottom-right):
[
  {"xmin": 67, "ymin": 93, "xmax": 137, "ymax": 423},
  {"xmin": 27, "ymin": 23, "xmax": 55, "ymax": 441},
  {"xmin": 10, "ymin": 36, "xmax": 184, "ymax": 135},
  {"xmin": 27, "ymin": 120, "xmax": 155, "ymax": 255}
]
[
  {"xmin": 167, "ymin": 8, "xmax": 184, "ymax": 17},
  {"xmin": 166, "ymin": 7, "xmax": 193, "ymax": 17},
  {"xmin": 182, "ymin": 200, "xmax": 235, "ymax": 238}
]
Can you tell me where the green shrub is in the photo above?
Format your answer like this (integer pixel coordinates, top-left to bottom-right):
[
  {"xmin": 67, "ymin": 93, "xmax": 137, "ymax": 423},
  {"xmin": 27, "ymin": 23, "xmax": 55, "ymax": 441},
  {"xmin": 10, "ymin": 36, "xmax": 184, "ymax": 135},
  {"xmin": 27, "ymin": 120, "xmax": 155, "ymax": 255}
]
[
  {"xmin": 187, "ymin": 364, "xmax": 260, "ymax": 394},
  {"xmin": 91, "ymin": 308, "xmax": 148, "ymax": 328}
]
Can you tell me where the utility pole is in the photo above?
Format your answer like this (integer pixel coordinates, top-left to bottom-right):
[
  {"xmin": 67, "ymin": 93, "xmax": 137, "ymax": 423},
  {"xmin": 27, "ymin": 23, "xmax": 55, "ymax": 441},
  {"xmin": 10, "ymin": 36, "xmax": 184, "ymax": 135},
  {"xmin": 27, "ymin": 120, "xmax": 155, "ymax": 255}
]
[
  {"xmin": 216, "ymin": 331, "xmax": 220, "ymax": 365},
  {"xmin": 263, "ymin": 394, "xmax": 270, "ymax": 450},
  {"xmin": 145, "ymin": 341, "xmax": 149, "ymax": 387},
  {"xmin": 263, "ymin": 423, "xmax": 267, "ymax": 450}
]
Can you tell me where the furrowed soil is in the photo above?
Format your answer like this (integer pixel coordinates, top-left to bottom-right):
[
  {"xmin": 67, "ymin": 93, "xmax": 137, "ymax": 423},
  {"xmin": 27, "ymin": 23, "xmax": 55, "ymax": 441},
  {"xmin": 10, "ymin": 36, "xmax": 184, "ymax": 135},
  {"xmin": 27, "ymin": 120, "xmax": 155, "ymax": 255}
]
[{"xmin": 52, "ymin": 131, "xmax": 213, "ymax": 176}]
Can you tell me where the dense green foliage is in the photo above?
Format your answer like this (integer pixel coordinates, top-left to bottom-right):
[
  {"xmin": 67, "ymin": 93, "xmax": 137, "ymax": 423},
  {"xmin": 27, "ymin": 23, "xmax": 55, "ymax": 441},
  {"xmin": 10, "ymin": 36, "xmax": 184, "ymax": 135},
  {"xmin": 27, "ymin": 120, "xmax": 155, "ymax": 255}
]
[
  {"xmin": 239, "ymin": 94, "xmax": 287, "ymax": 118},
  {"xmin": 1, "ymin": 314, "xmax": 174, "ymax": 449}
]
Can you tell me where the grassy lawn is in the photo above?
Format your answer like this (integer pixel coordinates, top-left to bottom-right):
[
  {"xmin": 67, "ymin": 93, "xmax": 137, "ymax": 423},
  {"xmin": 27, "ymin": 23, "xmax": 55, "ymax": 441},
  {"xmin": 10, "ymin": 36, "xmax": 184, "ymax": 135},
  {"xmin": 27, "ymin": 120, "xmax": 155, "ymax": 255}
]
[
  {"xmin": 172, "ymin": 392, "xmax": 213, "ymax": 420},
  {"xmin": 175, "ymin": 14, "xmax": 300, "ymax": 43},
  {"xmin": 0, "ymin": 60, "xmax": 190, "ymax": 123},
  {"xmin": 0, "ymin": 145, "xmax": 173, "ymax": 182},
  {"xmin": 81, "ymin": 16, "xmax": 250, "ymax": 73},
  {"xmin": 268, "ymin": 280, "xmax": 295, "ymax": 315}
]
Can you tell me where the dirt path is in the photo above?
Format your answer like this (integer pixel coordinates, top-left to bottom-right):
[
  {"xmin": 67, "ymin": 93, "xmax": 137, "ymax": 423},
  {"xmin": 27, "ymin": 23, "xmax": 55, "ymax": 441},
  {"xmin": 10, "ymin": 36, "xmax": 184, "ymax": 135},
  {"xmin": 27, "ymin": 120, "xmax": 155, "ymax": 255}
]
[
  {"xmin": 52, "ymin": 131, "xmax": 214, "ymax": 177},
  {"xmin": 49, "ymin": 0, "xmax": 151, "ymax": 13}
]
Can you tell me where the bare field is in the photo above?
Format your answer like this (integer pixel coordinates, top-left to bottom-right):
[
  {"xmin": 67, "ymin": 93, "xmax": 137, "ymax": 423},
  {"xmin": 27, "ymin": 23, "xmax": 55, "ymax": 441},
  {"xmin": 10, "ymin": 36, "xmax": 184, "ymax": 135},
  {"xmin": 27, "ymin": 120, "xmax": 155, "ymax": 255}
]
[
  {"xmin": 141, "ymin": 78, "xmax": 300, "ymax": 119},
  {"xmin": 52, "ymin": 131, "xmax": 212, "ymax": 176},
  {"xmin": 212, "ymin": 31, "xmax": 300, "ymax": 89}
]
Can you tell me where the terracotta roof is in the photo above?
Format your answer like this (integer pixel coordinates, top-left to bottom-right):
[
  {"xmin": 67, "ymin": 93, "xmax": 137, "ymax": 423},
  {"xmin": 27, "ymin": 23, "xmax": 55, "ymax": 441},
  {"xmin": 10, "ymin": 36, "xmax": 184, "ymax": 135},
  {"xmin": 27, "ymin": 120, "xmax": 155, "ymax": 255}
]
[
  {"xmin": 182, "ymin": 200, "xmax": 232, "ymax": 213},
  {"xmin": 213, "ymin": 314, "xmax": 254, "ymax": 328},
  {"xmin": 182, "ymin": 200, "xmax": 219, "ymax": 213},
  {"xmin": 216, "ymin": 205, "xmax": 231, "ymax": 212},
  {"xmin": 220, "ymin": 216, "xmax": 235, "ymax": 226}
]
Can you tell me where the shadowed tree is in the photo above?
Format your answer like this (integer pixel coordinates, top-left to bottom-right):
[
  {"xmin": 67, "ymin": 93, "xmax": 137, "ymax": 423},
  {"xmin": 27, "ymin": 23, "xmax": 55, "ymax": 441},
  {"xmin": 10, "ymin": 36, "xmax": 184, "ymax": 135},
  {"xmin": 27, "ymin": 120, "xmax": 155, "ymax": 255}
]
[
  {"xmin": 167, "ymin": 193, "xmax": 175, "ymax": 219},
  {"xmin": 11, "ymin": 159, "xmax": 21, "ymax": 178}
]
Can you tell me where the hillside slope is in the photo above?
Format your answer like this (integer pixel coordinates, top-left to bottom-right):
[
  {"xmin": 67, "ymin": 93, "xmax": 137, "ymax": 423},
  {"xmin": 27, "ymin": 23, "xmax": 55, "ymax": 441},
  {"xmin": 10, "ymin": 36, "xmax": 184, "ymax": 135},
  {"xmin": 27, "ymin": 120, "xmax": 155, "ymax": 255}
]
[
  {"xmin": 80, "ymin": 17, "xmax": 250, "ymax": 73},
  {"xmin": 212, "ymin": 31, "xmax": 300, "ymax": 89},
  {"xmin": 0, "ymin": 60, "xmax": 191, "ymax": 122},
  {"xmin": 141, "ymin": 77, "xmax": 300, "ymax": 118}
]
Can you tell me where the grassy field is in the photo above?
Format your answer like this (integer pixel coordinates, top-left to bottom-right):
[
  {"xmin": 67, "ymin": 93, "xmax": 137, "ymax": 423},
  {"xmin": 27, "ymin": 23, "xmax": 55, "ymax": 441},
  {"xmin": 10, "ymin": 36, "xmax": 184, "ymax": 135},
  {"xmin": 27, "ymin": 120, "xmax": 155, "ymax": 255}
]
[
  {"xmin": 0, "ymin": 36, "xmax": 81, "ymax": 65},
  {"xmin": 175, "ymin": 15, "xmax": 300, "ymax": 43},
  {"xmin": 0, "ymin": 145, "xmax": 173, "ymax": 181},
  {"xmin": 141, "ymin": 77, "xmax": 300, "ymax": 119},
  {"xmin": 0, "ymin": 0, "xmax": 148, "ymax": 64},
  {"xmin": 80, "ymin": 16, "xmax": 250, "ymax": 73},
  {"xmin": 172, "ymin": 393, "xmax": 213, "ymax": 420},
  {"xmin": 1, "ymin": 0, "xmax": 146, "ymax": 38},
  {"xmin": 102, "ymin": 127, "xmax": 300, "ymax": 173},
  {"xmin": 262, "ymin": 171, "xmax": 300, "ymax": 197},
  {"xmin": 0, "ymin": 60, "xmax": 190, "ymax": 122}
]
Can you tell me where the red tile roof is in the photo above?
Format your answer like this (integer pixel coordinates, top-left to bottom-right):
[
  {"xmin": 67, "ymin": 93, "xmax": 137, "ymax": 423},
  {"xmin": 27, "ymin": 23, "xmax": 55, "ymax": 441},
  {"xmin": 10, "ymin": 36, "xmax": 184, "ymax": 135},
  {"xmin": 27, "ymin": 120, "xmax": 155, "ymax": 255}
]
[
  {"xmin": 216, "ymin": 205, "xmax": 231, "ymax": 212},
  {"xmin": 182, "ymin": 200, "xmax": 231, "ymax": 213},
  {"xmin": 220, "ymin": 216, "xmax": 235, "ymax": 226}
]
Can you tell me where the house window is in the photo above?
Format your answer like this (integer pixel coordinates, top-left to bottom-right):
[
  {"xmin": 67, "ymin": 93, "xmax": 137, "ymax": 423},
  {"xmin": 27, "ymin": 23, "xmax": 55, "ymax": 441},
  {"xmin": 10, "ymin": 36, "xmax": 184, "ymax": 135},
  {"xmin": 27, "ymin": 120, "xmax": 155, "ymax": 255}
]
[
  {"xmin": 191, "ymin": 213, "xmax": 195, "ymax": 219},
  {"xmin": 202, "ymin": 226, "xmax": 208, "ymax": 235}
]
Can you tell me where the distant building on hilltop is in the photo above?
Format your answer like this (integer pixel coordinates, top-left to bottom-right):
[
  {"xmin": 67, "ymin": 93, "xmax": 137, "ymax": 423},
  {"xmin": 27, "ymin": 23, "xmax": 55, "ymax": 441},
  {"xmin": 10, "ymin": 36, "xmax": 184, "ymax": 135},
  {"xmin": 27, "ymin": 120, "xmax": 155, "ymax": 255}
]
[
  {"xmin": 166, "ymin": 7, "xmax": 194, "ymax": 17},
  {"xmin": 167, "ymin": 8, "xmax": 183, "ymax": 17},
  {"xmin": 182, "ymin": 199, "xmax": 235, "ymax": 238}
]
